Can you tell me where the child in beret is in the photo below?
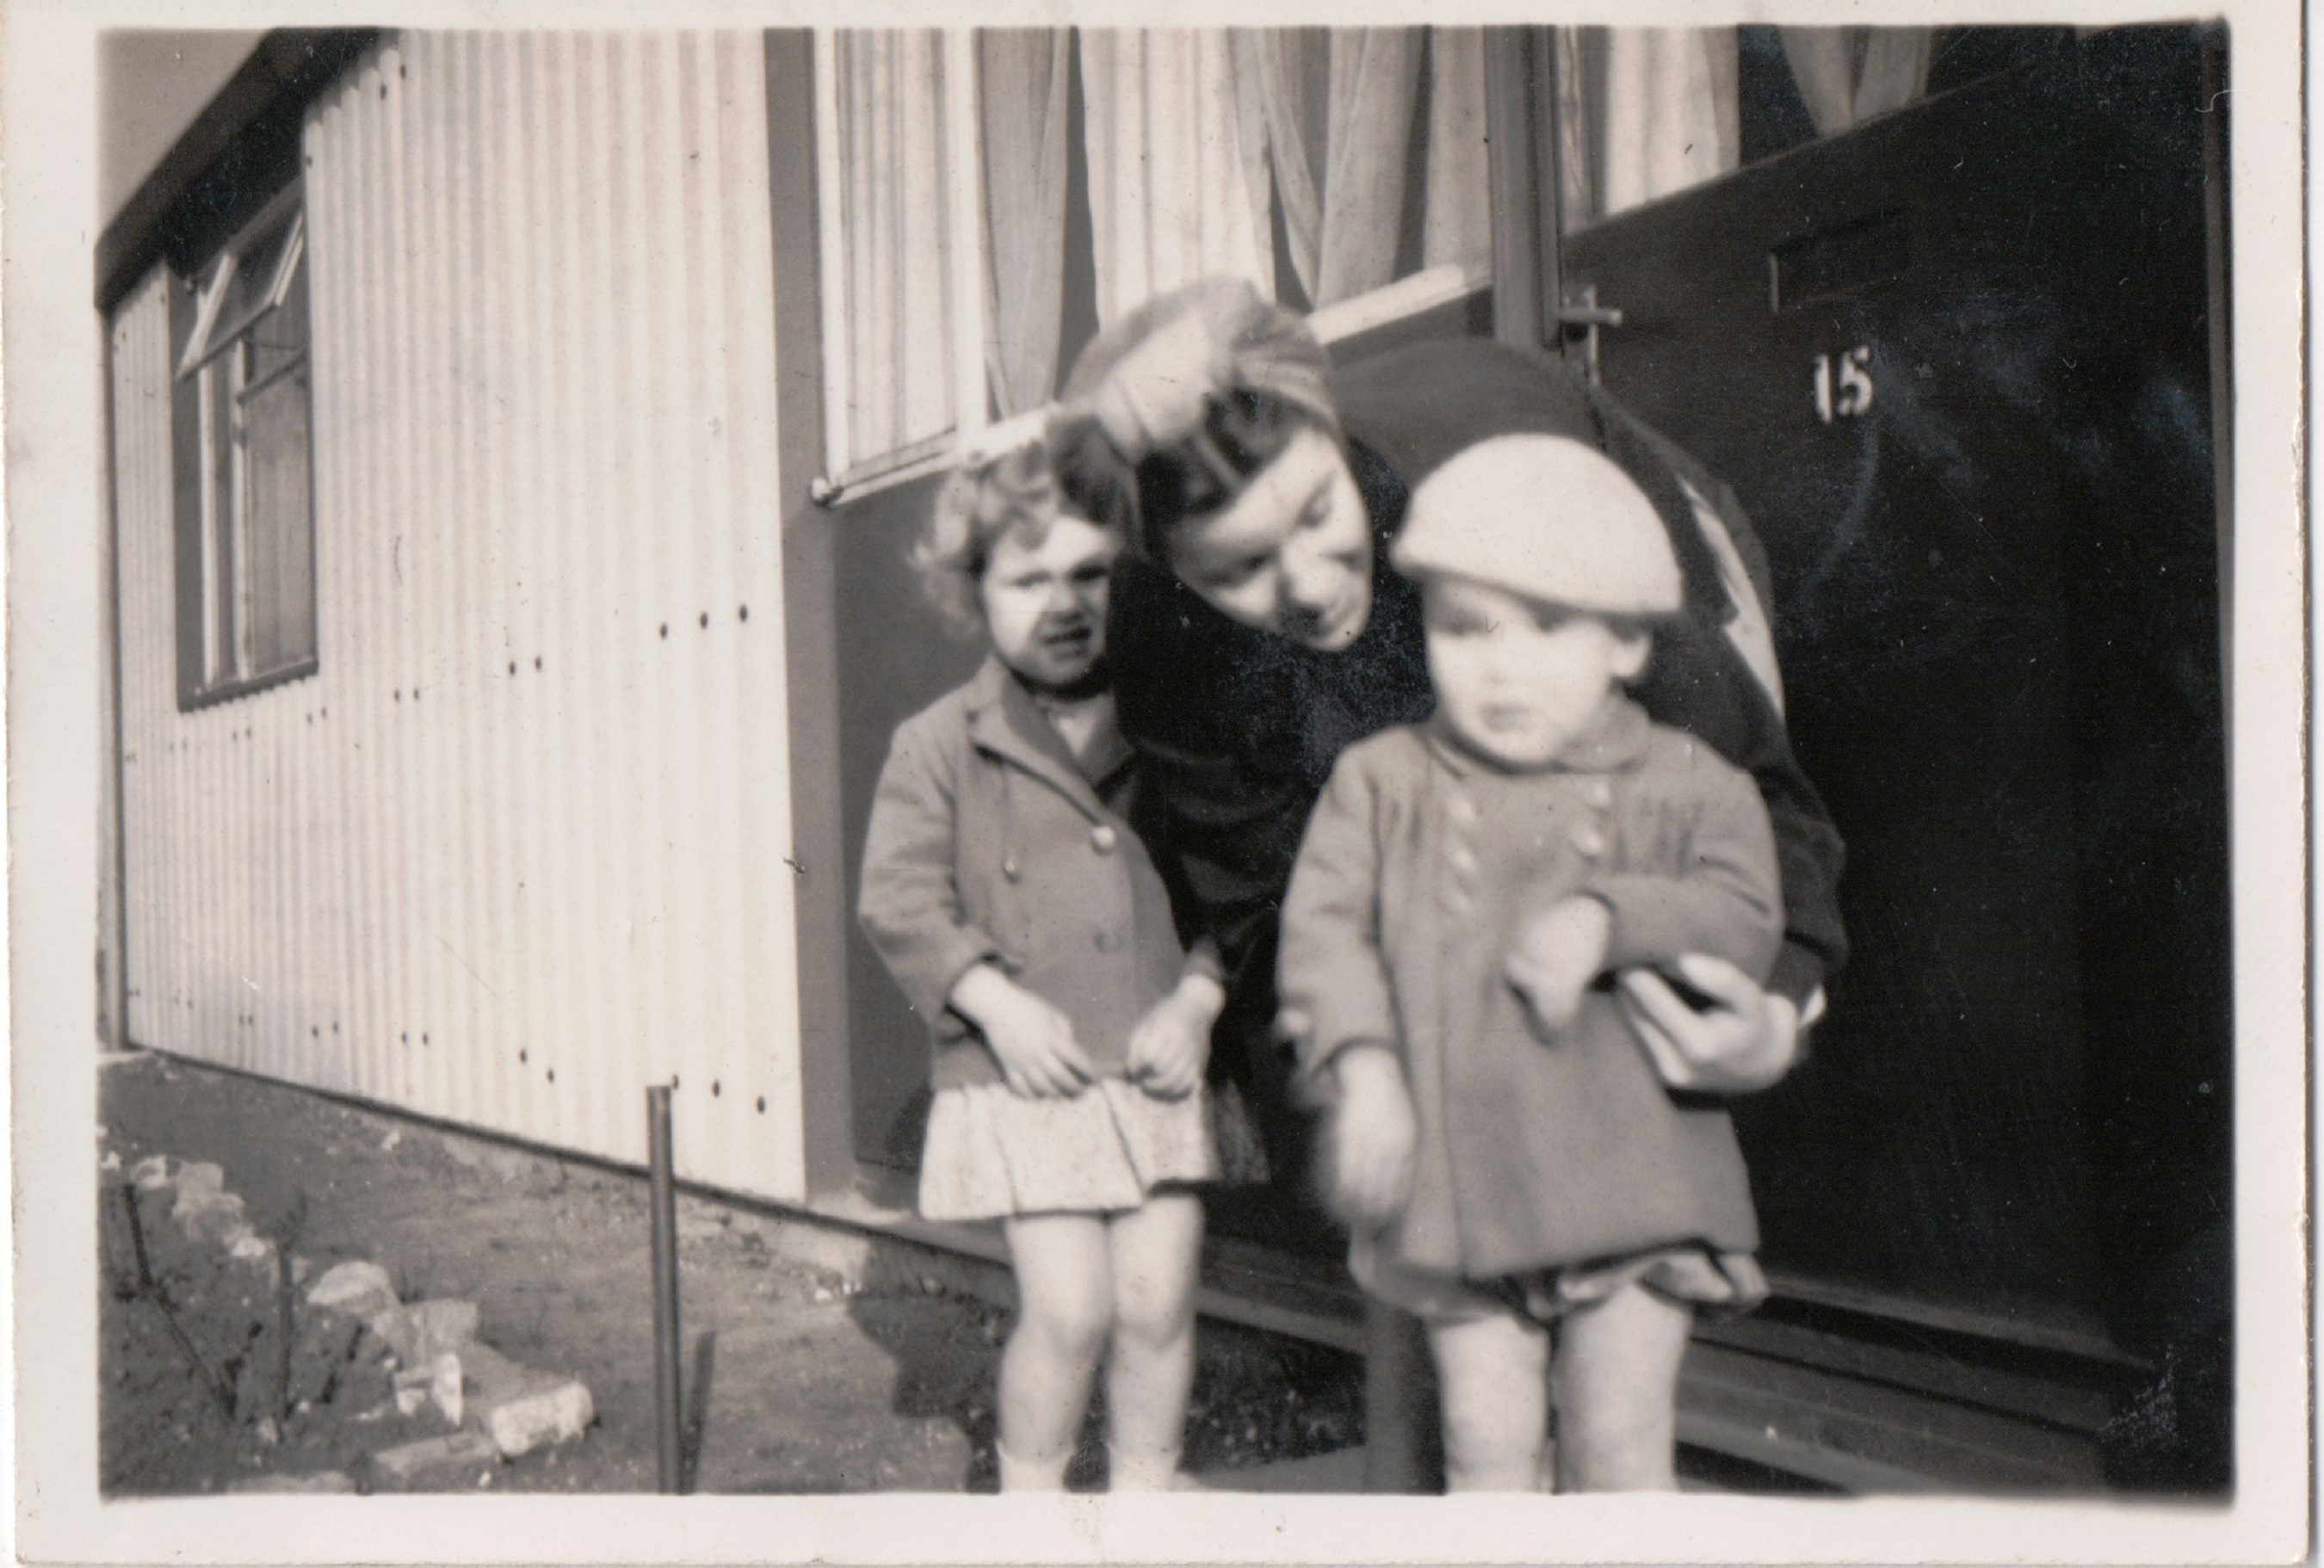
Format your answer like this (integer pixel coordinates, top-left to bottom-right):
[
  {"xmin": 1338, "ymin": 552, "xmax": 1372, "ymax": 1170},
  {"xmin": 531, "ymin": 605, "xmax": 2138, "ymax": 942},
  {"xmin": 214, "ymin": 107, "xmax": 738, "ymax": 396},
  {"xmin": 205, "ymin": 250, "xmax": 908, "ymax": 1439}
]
[{"xmin": 1277, "ymin": 433, "xmax": 1787, "ymax": 1491}]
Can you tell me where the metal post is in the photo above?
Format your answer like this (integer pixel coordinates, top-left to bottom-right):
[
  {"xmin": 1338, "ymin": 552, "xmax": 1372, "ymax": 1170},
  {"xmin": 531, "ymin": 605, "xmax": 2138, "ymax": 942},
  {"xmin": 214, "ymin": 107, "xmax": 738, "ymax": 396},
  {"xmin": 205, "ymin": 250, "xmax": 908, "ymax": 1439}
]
[{"xmin": 647, "ymin": 1083, "xmax": 683, "ymax": 1494}]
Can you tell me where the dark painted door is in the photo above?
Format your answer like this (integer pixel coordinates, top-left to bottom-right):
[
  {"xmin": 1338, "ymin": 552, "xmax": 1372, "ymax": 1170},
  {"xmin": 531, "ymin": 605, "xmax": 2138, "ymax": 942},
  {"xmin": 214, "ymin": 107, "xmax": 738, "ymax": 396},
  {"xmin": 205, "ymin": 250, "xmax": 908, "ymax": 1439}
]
[{"xmin": 1563, "ymin": 26, "xmax": 2228, "ymax": 1376}]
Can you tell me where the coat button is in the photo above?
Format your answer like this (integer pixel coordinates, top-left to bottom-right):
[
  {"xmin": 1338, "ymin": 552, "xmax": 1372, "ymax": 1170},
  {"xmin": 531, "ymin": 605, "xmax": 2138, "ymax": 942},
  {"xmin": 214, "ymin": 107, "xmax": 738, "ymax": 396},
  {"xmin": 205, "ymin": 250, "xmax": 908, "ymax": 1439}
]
[
  {"xmin": 1091, "ymin": 824, "xmax": 1120, "ymax": 855},
  {"xmin": 1002, "ymin": 855, "xmax": 1022, "ymax": 881},
  {"xmin": 1446, "ymin": 793, "xmax": 1480, "ymax": 825},
  {"xmin": 1584, "ymin": 780, "xmax": 1613, "ymax": 809},
  {"xmin": 1093, "ymin": 929, "xmax": 1120, "ymax": 953},
  {"xmin": 1570, "ymin": 824, "xmax": 1606, "ymax": 859}
]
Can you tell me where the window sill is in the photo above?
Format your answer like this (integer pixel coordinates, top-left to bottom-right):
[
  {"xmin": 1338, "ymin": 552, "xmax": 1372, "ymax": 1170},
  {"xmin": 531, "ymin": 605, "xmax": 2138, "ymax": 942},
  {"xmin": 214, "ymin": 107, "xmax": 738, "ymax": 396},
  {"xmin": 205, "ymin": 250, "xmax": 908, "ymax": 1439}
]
[
  {"xmin": 1310, "ymin": 258, "xmax": 1494, "ymax": 359},
  {"xmin": 181, "ymin": 657, "xmax": 318, "ymax": 713}
]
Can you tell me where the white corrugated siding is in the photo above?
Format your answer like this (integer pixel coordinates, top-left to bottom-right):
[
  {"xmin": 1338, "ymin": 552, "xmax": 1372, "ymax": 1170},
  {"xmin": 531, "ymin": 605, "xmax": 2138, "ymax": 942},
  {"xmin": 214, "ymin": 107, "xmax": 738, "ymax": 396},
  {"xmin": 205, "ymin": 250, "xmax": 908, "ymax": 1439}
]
[{"xmin": 110, "ymin": 31, "xmax": 808, "ymax": 1200}]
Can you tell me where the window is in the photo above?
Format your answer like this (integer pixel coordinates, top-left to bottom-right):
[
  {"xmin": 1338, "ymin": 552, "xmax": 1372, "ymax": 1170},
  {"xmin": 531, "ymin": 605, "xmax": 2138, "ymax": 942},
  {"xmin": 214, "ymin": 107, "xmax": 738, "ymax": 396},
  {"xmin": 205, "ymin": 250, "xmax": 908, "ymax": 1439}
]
[
  {"xmin": 175, "ymin": 184, "xmax": 317, "ymax": 704},
  {"xmin": 811, "ymin": 28, "xmax": 1497, "ymax": 503}
]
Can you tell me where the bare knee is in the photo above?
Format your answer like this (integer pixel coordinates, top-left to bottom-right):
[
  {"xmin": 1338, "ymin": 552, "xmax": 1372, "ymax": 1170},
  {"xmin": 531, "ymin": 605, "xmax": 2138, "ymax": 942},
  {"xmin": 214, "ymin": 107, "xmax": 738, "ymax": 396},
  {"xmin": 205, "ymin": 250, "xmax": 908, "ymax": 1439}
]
[{"xmin": 1016, "ymin": 1274, "xmax": 1115, "ymax": 1367}]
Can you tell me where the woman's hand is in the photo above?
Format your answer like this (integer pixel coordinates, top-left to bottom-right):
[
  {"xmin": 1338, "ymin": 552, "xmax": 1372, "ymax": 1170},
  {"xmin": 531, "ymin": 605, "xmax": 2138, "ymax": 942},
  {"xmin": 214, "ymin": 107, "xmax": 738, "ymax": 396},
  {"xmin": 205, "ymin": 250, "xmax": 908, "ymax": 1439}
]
[
  {"xmin": 1126, "ymin": 972, "xmax": 1226, "ymax": 1101},
  {"xmin": 1318, "ymin": 1045, "xmax": 1418, "ymax": 1226},
  {"xmin": 1507, "ymin": 897, "xmax": 1614, "ymax": 1036},
  {"xmin": 948, "ymin": 965, "xmax": 1096, "ymax": 1099},
  {"xmin": 1616, "ymin": 954, "xmax": 1802, "ymax": 1094}
]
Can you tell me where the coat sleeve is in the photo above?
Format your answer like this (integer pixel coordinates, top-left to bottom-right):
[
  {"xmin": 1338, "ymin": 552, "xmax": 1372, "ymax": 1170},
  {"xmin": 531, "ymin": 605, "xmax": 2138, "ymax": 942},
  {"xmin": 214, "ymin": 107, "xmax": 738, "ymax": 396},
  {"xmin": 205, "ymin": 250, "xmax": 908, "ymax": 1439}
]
[
  {"xmin": 1583, "ymin": 754, "xmax": 1786, "ymax": 985},
  {"xmin": 1633, "ymin": 614, "xmax": 1848, "ymax": 1009},
  {"xmin": 856, "ymin": 717, "xmax": 1003, "ymax": 1028},
  {"xmin": 1276, "ymin": 749, "xmax": 1399, "ymax": 1088}
]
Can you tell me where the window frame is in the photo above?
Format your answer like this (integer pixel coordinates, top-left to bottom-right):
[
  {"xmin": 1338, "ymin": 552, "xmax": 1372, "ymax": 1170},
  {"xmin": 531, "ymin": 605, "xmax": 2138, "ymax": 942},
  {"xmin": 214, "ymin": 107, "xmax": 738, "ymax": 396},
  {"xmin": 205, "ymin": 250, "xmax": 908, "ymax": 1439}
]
[{"xmin": 171, "ymin": 181, "xmax": 319, "ymax": 711}]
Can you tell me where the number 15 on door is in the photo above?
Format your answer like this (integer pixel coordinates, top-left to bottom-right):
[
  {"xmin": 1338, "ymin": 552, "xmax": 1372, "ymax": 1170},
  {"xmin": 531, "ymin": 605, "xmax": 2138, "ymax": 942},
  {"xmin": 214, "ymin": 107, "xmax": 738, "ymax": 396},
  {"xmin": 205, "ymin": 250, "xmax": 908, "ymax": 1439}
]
[{"xmin": 1814, "ymin": 347, "xmax": 1875, "ymax": 423}]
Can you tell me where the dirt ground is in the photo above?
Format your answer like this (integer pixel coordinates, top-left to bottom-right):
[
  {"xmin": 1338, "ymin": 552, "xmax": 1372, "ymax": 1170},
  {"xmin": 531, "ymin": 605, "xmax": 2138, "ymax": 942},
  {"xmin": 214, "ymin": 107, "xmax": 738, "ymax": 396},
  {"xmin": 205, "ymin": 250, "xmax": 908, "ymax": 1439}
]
[{"xmin": 97, "ymin": 1052, "xmax": 1364, "ymax": 1496}]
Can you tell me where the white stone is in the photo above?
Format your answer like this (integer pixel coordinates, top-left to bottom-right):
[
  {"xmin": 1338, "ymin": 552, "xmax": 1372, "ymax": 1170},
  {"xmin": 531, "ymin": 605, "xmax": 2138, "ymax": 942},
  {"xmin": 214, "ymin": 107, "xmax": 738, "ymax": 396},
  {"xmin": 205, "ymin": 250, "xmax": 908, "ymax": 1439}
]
[
  {"xmin": 173, "ymin": 1162, "xmax": 226, "ymax": 1201},
  {"xmin": 485, "ymin": 1381, "xmax": 594, "ymax": 1458},
  {"xmin": 177, "ymin": 1190, "xmax": 247, "ymax": 1244},
  {"xmin": 228, "ymin": 1230, "xmax": 276, "ymax": 1264},
  {"xmin": 430, "ymin": 1352, "xmax": 465, "ymax": 1427},
  {"xmin": 227, "ymin": 1470, "xmax": 357, "ymax": 1494},
  {"xmin": 306, "ymin": 1259, "xmax": 399, "ymax": 1318},
  {"xmin": 130, "ymin": 1155, "xmax": 175, "ymax": 1189}
]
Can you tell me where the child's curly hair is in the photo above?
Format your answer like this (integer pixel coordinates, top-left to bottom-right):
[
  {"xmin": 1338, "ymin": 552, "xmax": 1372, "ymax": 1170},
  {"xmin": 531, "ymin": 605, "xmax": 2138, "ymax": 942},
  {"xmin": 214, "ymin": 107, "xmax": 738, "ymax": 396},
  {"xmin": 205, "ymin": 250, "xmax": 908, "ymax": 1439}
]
[{"xmin": 912, "ymin": 436, "xmax": 1088, "ymax": 640}]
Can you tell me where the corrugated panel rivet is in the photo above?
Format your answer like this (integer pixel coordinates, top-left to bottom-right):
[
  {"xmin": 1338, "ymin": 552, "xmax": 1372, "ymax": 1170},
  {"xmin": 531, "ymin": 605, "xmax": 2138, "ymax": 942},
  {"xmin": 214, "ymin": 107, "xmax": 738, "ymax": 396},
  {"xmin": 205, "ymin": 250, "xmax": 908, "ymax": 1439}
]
[
  {"xmin": 533, "ymin": 657, "xmax": 542, "ymax": 670},
  {"xmin": 699, "ymin": 612, "xmax": 709, "ymax": 628},
  {"xmin": 671, "ymin": 1075, "xmax": 681, "ymax": 1089},
  {"xmin": 519, "ymin": 1049, "xmax": 528, "ymax": 1063},
  {"xmin": 413, "ymin": 688, "xmax": 422, "ymax": 701},
  {"xmin": 394, "ymin": 690, "xmax": 402, "ymax": 701},
  {"xmin": 401, "ymin": 1032, "xmax": 410, "ymax": 1044},
  {"xmin": 659, "ymin": 623, "xmax": 670, "ymax": 639},
  {"xmin": 756, "ymin": 1097, "xmax": 766, "ymax": 1114},
  {"xmin": 739, "ymin": 604, "xmax": 749, "ymax": 621},
  {"xmin": 422, "ymin": 1033, "xmax": 430, "ymax": 1046},
  {"xmin": 711, "ymin": 1081, "xmax": 721, "ymax": 1096},
  {"xmin": 320, "ymin": 707, "xmax": 328, "ymax": 719},
  {"xmin": 546, "ymin": 1069, "xmax": 555, "ymax": 1083}
]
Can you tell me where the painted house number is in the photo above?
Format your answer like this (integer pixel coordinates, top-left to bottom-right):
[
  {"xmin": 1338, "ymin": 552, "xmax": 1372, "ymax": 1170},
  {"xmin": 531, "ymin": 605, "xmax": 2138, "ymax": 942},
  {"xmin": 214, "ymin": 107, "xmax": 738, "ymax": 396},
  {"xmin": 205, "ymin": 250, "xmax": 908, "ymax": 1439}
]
[{"xmin": 1813, "ymin": 347, "xmax": 1876, "ymax": 423}]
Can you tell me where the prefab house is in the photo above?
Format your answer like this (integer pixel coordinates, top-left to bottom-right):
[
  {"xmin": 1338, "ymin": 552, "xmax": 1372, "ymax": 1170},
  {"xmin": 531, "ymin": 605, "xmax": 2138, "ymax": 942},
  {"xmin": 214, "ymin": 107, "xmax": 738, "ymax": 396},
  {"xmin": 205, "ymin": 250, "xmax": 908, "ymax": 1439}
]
[{"xmin": 97, "ymin": 24, "xmax": 2233, "ymax": 1491}]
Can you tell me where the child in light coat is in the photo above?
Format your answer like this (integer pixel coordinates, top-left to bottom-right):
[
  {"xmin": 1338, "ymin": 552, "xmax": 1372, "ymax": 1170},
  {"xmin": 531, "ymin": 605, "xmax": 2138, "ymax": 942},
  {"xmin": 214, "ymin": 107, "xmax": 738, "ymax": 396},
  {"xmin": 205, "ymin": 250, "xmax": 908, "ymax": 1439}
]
[
  {"xmin": 857, "ymin": 438, "xmax": 1235, "ymax": 1492},
  {"xmin": 1278, "ymin": 434, "xmax": 1787, "ymax": 1491}
]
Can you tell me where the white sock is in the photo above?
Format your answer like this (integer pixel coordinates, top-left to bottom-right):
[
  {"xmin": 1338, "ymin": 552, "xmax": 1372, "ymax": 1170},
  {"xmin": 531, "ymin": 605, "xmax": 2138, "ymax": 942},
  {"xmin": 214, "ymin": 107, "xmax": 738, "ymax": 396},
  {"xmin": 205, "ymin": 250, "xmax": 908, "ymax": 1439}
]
[
  {"xmin": 997, "ymin": 1441, "xmax": 1072, "ymax": 1492},
  {"xmin": 1108, "ymin": 1446, "xmax": 1184, "ymax": 1491}
]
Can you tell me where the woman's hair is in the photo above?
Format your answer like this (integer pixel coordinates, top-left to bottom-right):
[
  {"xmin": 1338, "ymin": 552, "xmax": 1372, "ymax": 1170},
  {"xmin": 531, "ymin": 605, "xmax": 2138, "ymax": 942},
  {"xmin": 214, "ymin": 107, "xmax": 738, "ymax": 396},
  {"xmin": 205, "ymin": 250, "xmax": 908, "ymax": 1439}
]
[
  {"xmin": 1049, "ymin": 277, "xmax": 1341, "ymax": 562},
  {"xmin": 1050, "ymin": 388, "xmax": 1323, "ymax": 562},
  {"xmin": 912, "ymin": 439, "xmax": 1087, "ymax": 640}
]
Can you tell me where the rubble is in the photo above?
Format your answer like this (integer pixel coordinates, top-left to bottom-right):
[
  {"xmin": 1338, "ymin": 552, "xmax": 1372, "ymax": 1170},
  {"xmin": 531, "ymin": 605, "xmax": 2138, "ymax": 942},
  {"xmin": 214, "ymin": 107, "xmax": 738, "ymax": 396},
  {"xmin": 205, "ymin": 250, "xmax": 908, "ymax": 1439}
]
[{"xmin": 367, "ymin": 1431, "xmax": 499, "ymax": 1489}]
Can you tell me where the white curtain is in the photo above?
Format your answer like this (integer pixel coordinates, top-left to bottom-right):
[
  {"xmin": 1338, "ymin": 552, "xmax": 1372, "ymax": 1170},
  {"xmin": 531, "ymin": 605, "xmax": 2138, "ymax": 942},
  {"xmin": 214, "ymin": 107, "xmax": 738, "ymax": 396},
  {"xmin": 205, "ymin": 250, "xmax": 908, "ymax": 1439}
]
[
  {"xmin": 1239, "ymin": 28, "xmax": 1427, "ymax": 309},
  {"xmin": 1780, "ymin": 28, "xmax": 1933, "ymax": 139},
  {"xmin": 980, "ymin": 31, "xmax": 1072, "ymax": 413},
  {"xmin": 1421, "ymin": 28, "xmax": 1491, "ymax": 272},
  {"xmin": 1598, "ymin": 28, "xmax": 1740, "ymax": 219},
  {"xmin": 826, "ymin": 31, "xmax": 959, "ymax": 466},
  {"xmin": 1079, "ymin": 30, "xmax": 1275, "ymax": 325}
]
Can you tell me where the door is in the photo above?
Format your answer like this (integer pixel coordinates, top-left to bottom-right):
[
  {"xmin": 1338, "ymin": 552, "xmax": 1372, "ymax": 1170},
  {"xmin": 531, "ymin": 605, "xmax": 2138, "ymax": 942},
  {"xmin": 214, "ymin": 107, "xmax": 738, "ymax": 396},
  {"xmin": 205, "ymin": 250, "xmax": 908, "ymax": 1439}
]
[{"xmin": 1561, "ymin": 23, "xmax": 2229, "ymax": 1398}]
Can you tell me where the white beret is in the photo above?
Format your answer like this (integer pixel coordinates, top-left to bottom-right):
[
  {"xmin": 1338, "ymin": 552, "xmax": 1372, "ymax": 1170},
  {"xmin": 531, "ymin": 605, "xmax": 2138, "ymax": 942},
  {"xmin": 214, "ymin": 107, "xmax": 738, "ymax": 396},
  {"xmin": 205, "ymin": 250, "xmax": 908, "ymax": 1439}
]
[{"xmin": 1391, "ymin": 434, "xmax": 1683, "ymax": 617}]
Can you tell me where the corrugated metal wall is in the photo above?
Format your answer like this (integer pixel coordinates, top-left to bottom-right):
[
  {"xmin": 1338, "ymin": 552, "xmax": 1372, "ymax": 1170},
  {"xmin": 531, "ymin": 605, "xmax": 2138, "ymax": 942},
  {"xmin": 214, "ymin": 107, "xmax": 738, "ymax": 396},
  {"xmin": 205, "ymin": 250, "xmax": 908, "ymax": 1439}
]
[{"xmin": 110, "ymin": 31, "xmax": 810, "ymax": 1200}]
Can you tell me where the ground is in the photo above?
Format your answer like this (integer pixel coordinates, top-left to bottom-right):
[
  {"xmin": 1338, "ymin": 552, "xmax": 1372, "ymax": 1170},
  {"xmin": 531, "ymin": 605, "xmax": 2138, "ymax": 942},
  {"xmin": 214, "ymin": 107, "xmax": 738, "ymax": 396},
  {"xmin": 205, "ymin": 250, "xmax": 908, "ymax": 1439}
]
[{"xmin": 97, "ymin": 1053, "xmax": 1364, "ymax": 1496}]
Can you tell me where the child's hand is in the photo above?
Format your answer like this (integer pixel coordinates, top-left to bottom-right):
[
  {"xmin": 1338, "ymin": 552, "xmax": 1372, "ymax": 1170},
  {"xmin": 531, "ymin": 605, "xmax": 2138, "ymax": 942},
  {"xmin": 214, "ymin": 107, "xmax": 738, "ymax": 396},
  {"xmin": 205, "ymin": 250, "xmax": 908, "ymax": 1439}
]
[
  {"xmin": 949, "ymin": 965, "xmax": 1096, "ymax": 1098},
  {"xmin": 1506, "ymin": 896, "xmax": 1614, "ymax": 1036},
  {"xmin": 1318, "ymin": 1045, "xmax": 1418, "ymax": 1226},
  {"xmin": 1125, "ymin": 973, "xmax": 1225, "ymax": 1101}
]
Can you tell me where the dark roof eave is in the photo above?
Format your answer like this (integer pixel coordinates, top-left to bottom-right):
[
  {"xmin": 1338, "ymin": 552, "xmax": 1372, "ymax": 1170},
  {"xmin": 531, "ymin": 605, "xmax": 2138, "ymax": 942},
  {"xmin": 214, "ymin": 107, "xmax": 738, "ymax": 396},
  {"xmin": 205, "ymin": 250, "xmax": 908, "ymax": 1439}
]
[{"xmin": 96, "ymin": 28, "xmax": 381, "ymax": 315}]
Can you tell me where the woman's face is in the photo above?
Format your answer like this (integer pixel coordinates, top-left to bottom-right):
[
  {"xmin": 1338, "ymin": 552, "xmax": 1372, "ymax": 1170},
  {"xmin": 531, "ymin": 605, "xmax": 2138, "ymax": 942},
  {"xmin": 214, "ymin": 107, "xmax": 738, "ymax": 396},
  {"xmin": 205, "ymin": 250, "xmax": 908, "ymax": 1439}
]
[
  {"xmin": 980, "ymin": 515, "xmax": 1121, "ymax": 691},
  {"xmin": 1162, "ymin": 426, "xmax": 1374, "ymax": 652}
]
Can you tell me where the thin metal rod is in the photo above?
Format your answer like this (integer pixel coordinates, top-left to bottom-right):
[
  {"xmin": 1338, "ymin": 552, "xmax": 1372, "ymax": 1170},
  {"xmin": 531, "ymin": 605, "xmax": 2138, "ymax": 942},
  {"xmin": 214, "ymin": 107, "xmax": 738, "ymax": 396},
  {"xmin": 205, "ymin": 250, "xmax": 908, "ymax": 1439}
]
[{"xmin": 647, "ymin": 1083, "xmax": 683, "ymax": 1493}]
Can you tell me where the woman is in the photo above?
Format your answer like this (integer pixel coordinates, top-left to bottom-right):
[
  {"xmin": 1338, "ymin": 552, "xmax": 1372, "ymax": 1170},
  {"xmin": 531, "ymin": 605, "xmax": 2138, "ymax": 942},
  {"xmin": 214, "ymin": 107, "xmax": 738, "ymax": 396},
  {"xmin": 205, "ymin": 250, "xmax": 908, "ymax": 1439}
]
[{"xmin": 1045, "ymin": 278, "xmax": 1847, "ymax": 1486}]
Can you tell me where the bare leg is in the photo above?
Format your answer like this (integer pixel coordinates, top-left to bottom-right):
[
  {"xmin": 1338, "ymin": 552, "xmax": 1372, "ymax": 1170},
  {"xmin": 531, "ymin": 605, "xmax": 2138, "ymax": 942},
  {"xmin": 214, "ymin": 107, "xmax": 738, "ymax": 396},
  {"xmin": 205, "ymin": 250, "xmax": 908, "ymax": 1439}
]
[
  {"xmin": 1551, "ymin": 1283, "xmax": 1693, "ymax": 1491},
  {"xmin": 1426, "ymin": 1310, "xmax": 1552, "ymax": 1491},
  {"xmin": 1361, "ymin": 1298, "xmax": 1442, "ymax": 1492},
  {"xmin": 998, "ymin": 1212, "xmax": 1113, "ymax": 1489},
  {"xmin": 1103, "ymin": 1191, "xmax": 1205, "ymax": 1490}
]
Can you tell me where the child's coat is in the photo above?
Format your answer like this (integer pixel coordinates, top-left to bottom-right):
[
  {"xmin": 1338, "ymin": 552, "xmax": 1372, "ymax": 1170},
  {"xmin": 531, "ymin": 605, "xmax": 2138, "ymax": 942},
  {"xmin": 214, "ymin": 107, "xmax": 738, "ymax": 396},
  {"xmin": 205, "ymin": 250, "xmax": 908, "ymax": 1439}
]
[
  {"xmin": 858, "ymin": 657, "xmax": 1191, "ymax": 1091},
  {"xmin": 1278, "ymin": 696, "xmax": 1784, "ymax": 1282}
]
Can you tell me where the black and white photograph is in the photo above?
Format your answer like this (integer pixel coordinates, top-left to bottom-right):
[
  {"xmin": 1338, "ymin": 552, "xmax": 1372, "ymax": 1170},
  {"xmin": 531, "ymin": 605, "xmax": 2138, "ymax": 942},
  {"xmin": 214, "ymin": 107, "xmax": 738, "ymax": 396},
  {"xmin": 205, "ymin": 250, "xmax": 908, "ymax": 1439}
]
[{"xmin": 6, "ymin": 0, "xmax": 2309, "ymax": 1561}]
